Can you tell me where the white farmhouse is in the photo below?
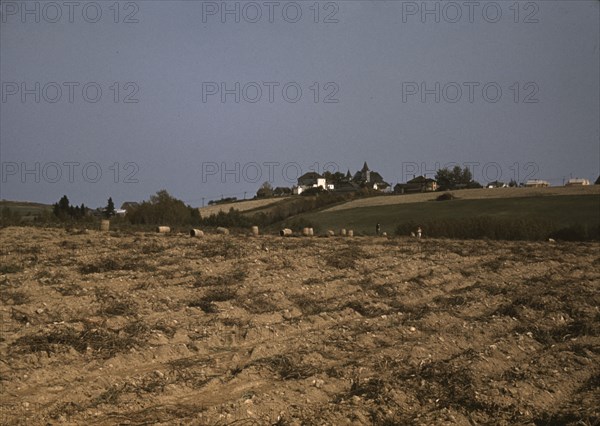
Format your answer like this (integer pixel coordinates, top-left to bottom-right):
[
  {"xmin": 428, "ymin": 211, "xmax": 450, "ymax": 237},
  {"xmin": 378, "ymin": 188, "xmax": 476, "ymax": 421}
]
[
  {"xmin": 294, "ymin": 172, "xmax": 327, "ymax": 195},
  {"xmin": 566, "ymin": 178, "xmax": 590, "ymax": 186},
  {"xmin": 525, "ymin": 179, "xmax": 550, "ymax": 187}
]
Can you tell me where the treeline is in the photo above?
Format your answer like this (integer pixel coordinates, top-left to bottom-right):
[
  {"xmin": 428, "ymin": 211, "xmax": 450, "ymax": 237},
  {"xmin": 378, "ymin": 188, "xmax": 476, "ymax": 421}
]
[
  {"xmin": 1, "ymin": 191, "xmax": 201, "ymax": 229},
  {"xmin": 126, "ymin": 190, "xmax": 200, "ymax": 226},
  {"xmin": 395, "ymin": 217, "xmax": 600, "ymax": 241},
  {"xmin": 1, "ymin": 195, "xmax": 92, "ymax": 227},
  {"xmin": 53, "ymin": 195, "xmax": 90, "ymax": 220}
]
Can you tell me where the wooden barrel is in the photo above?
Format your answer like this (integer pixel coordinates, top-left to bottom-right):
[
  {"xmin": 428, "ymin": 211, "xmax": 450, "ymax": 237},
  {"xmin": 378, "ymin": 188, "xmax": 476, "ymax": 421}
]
[
  {"xmin": 157, "ymin": 226, "xmax": 170, "ymax": 233},
  {"xmin": 308, "ymin": 228, "xmax": 314, "ymax": 236},
  {"xmin": 251, "ymin": 226, "xmax": 259, "ymax": 236},
  {"xmin": 340, "ymin": 228, "xmax": 347, "ymax": 236},
  {"xmin": 280, "ymin": 228, "xmax": 292, "ymax": 237},
  {"xmin": 347, "ymin": 230, "xmax": 354, "ymax": 237},
  {"xmin": 100, "ymin": 220, "xmax": 110, "ymax": 232},
  {"xmin": 216, "ymin": 227, "xmax": 229, "ymax": 235}
]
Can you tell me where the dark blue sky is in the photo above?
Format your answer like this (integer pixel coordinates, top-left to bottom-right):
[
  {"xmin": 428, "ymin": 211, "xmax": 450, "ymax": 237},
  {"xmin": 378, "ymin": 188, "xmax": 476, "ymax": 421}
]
[{"xmin": 1, "ymin": 1, "xmax": 598, "ymax": 207}]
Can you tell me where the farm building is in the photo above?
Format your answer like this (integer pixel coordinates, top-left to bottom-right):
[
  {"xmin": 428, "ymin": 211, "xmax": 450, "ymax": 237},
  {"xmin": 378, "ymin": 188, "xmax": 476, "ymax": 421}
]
[
  {"xmin": 120, "ymin": 201, "xmax": 140, "ymax": 211},
  {"xmin": 524, "ymin": 179, "xmax": 550, "ymax": 187},
  {"xmin": 566, "ymin": 178, "xmax": 590, "ymax": 186},
  {"xmin": 394, "ymin": 175, "xmax": 438, "ymax": 194},
  {"xmin": 333, "ymin": 181, "xmax": 361, "ymax": 193},
  {"xmin": 294, "ymin": 172, "xmax": 327, "ymax": 195},
  {"xmin": 352, "ymin": 162, "xmax": 390, "ymax": 190}
]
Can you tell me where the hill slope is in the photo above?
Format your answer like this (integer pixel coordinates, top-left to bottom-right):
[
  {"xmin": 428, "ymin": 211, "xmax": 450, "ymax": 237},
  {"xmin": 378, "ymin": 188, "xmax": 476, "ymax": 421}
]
[
  {"xmin": 198, "ymin": 197, "xmax": 288, "ymax": 217},
  {"xmin": 285, "ymin": 187, "xmax": 600, "ymax": 236},
  {"xmin": 323, "ymin": 185, "xmax": 600, "ymax": 212}
]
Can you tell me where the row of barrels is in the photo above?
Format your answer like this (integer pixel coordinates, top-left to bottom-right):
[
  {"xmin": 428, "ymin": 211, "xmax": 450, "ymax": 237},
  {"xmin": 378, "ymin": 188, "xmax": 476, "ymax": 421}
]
[
  {"xmin": 100, "ymin": 220, "xmax": 353, "ymax": 237},
  {"xmin": 280, "ymin": 228, "xmax": 354, "ymax": 237}
]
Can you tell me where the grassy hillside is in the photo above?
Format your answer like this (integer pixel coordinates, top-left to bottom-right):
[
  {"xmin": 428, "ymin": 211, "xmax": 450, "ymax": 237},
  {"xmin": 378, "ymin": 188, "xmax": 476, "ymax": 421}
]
[
  {"xmin": 323, "ymin": 185, "xmax": 600, "ymax": 212},
  {"xmin": 287, "ymin": 194, "xmax": 600, "ymax": 236},
  {"xmin": 198, "ymin": 197, "xmax": 288, "ymax": 217},
  {"xmin": 0, "ymin": 200, "xmax": 52, "ymax": 216}
]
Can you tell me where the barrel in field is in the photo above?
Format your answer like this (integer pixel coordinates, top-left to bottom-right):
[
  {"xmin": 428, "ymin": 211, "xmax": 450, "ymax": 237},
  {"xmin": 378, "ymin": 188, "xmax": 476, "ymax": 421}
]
[
  {"xmin": 251, "ymin": 226, "xmax": 259, "ymax": 236},
  {"xmin": 216, "ymin": 227, "xmax": 230, "ymax": 235},
  {"xmin": 100, "ymin": 220, "xmax": 110, "ymax": 232},
  {"xmin": 157, "ymin": 226, "xmax": 170, "ymax": 233},
  {"xmin": 348, "ymin": 230, "xmax": 354, "ymax": 237},
  {"xmin": 190, "ymin": 229, "xmax": 204, "ymax": 237},
  {"xmin": 280, "ymin": 228, "xmax": 292, "ymax": 237}
]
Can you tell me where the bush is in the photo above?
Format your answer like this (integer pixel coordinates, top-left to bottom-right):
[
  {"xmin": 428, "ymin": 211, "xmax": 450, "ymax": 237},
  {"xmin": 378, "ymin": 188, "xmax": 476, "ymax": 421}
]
[
  {"xmin": 127, "ymin": 190, "xmax": 200, "ymax": 227},
  {"xmin": 301, "ymin": 187, "xmax": 325, "ymax": 196},
  {"xmin": 436, "ymin": 193, "xmax": 456, "ymax": 201},
  {"xmin": 0, "ymin": 207, "xmax": 22, "ymax": 226}
]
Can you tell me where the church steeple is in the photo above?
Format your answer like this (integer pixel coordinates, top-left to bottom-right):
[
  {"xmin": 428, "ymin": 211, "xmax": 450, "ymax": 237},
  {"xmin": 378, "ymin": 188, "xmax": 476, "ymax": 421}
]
[{"xmin": 361, "ymin": 162, "xmax": 369, "ymax": 173}]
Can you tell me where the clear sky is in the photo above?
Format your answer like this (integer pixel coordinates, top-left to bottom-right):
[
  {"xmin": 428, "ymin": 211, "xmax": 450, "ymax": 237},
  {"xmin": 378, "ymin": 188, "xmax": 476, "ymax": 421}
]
[{"xmin": 1, "ymin": 0, "xmax": 598, "ymax": 208}]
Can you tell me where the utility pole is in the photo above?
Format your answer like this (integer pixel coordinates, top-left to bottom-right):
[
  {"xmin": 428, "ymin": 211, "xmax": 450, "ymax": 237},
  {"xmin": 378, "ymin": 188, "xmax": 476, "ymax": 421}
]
[{"xmin": 201, "ymin": 197, "xmax": 205, "ymax": 207}]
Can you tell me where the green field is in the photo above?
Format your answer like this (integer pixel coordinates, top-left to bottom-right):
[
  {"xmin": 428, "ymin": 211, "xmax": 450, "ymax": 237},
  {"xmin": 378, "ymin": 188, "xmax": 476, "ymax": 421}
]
[
  {"xmin": 0, "ymin": 200, "xmax": 52, "ymax": 216},
  {"xmin": 287, "ymin": 195, "xmax": 600, "ymax": 235}
]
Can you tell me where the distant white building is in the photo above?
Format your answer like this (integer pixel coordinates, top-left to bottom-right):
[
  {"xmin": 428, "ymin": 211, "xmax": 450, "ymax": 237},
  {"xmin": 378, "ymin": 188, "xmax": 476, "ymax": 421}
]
[
  {"xmin": 487, "ymin": 181, "xmax": 508, "ymax": 188},
  {"xmin": 525, "ymin": 179, "xmax": 550, "ymax": 188},
  {"xmin": 294, "ymin": 172, "xmax": 328, "ymax": 195},
  {"xmin": 566, "ymin": 178, "xmax": 590, "ymax": 186}
]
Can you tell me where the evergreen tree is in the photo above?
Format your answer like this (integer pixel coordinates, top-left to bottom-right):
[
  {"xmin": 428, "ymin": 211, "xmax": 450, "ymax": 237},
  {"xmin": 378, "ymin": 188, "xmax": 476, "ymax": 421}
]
[
  {"xmin": 105, "ymin": 197, "xmax": 116, "ymax": 218},
  {"xmin": 53, "ymin": 195, "xmax": 71, "ymax": 219}
]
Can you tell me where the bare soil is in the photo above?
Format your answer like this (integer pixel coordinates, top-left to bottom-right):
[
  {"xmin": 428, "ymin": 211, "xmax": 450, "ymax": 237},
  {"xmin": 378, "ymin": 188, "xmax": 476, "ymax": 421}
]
[{"xmin": 1, "ymin": 227, "xmax": 599, "ymax": 425}]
